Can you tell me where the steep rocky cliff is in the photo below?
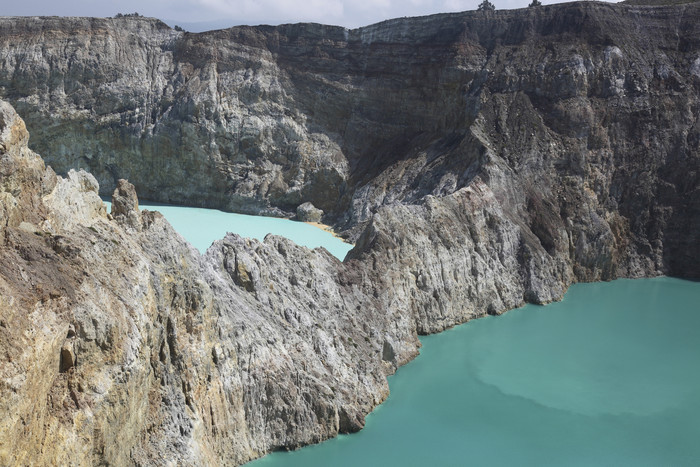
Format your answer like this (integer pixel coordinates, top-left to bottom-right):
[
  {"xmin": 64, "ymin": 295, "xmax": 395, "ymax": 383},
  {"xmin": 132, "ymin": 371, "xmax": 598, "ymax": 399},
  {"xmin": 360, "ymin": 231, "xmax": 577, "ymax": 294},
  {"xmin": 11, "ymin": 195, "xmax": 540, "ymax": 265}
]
[
  {"xmin": 0, "ymin": 99, "xmax": 421, "ymax": 465},
  {"xmin": 1, "ymin": 2, "xmax": 698, "ymax": 235},
  {"xmin": 0, "ymin": 1, "xmax": 699, "ymax": 465}
]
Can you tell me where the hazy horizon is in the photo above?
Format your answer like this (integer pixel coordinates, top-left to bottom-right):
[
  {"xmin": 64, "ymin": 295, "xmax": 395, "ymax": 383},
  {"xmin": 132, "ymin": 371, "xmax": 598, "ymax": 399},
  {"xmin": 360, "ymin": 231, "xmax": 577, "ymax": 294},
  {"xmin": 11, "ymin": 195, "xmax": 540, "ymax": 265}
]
[{"xmin": 2, "ymin": 0, "xmax": 619, "ymax": 31}]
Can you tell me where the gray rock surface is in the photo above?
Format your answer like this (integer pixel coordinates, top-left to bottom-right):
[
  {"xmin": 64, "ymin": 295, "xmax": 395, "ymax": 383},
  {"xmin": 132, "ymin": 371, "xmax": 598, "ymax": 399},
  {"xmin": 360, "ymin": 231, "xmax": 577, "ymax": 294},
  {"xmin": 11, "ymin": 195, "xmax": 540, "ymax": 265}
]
[
  {"xmin": 296, "ymin": 202, "xmax": 324, "ymax": 222},
  {"xmin": 0, "ymin": 100, "xmax": 414, "ymax": 465},
  {"xmin": 1, "ymin": 3, "xmax": 697, "ymax": 238},
  {"xmin": 110, "ymin": 178, "xmax": 142, "ymax": 230},
  {"xmin": 0, "ymin": 1, "xmax": 699, "ymax": 465}
]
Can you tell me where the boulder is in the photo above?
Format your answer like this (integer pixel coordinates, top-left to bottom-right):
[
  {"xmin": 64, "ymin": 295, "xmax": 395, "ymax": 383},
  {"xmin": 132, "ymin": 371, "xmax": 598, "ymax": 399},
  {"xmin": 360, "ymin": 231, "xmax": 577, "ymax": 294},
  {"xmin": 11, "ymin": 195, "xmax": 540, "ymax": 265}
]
[{"xmin": 296, "ymin": 202, "xmax": 323, "ymax": 223}]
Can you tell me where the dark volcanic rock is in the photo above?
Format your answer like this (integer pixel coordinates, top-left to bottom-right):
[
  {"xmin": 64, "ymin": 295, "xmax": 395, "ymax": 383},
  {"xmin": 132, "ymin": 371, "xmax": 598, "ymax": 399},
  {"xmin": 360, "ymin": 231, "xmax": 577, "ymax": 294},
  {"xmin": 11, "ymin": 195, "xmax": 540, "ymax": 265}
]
[{"xmin": 1, "ymin": 3, "xmax": 698, "ymax": 242}]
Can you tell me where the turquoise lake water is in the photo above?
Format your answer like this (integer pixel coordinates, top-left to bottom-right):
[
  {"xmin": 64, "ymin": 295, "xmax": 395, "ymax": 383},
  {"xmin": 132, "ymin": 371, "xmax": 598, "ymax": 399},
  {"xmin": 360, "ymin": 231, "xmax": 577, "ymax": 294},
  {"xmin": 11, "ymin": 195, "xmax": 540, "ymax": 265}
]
[
  {"xmin": 102, "ymin": 199, "xmax": 354, "ymax": 260},
  {"xmin": 103, "ymin": 199, "xmax": 700, "ymax": 465},
  {"xmin": 249, "ymin": 277, "xmax": 700, "ymax": 467}
]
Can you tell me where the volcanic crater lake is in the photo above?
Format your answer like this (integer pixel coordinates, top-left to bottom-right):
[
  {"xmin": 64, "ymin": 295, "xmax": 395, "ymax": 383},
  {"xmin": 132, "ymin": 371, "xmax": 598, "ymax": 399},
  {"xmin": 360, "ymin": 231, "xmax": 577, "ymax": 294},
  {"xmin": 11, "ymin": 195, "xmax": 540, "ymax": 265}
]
[
  {"xmin": 250, "ymin": 277, "xmax": 700, "ymax": 467},
  {"xmin": 107, "ymin": 200, "xmax": 700, "ymax": 466},
  {"xmin": 103, "ymin": 199, "xmax": 354, "ymax": 260}
]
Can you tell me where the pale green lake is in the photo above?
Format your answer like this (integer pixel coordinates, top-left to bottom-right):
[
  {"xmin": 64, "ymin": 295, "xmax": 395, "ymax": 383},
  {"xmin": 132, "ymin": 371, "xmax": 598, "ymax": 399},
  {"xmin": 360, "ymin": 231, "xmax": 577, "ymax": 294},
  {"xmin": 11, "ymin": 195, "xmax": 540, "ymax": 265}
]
[
  {"xmin": 103, "ymin": 199, "xmax": 700, "ymax": 466},
  {"xmin": 102, "ymin": 199, "xmax": 354, "ymax": 260},
  {"xmin": 249, "ymin": 276, "xmax": 700, "ymax": 466}
]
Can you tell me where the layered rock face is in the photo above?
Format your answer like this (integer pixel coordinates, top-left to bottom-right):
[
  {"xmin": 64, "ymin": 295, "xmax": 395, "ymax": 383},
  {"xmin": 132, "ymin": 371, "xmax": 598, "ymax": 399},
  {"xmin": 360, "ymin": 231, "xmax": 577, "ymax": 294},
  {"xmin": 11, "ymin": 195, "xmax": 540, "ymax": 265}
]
[
  {"xmin": 0, "ymin": 3, "xmax": 698, "ymax": 295},
  {"xmin": 1, "ymin": 3, "xmax": 698, "ymax": 231},
  {"xmin": 0, "ymin": 100, "xmax": 421, "ymax": 465},
  {"xmin": 0, "ymin": 1, "xmax": 699, "ymax": 465}
]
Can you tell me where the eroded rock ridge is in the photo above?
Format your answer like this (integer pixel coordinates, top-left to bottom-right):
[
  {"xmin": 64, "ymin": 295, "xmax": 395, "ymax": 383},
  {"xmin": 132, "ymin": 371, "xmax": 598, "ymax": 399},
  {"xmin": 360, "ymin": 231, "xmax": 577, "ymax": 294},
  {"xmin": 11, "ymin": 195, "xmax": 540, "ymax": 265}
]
[
  {"xmin": 0, "ymin": 1, "xmax": 699, "ymax": 465},
  {"xmin": 0, "ymin": 99, "xmax": 419, "ymax": 465}
]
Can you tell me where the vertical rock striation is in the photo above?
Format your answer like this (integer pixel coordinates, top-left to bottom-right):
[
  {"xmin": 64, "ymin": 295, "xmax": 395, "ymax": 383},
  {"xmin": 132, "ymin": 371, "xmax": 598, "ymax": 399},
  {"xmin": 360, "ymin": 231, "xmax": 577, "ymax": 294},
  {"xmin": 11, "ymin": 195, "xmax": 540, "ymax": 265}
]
[
  {"xmin": 0, "ymin": 3, "xmax": 698, "ymax": 235},
  {"xmin": 0, "ymin": 99, "xmax": 417, "ymax": 465},
  {"xmin": 0, "ymin": 1, "xmax": 699, "ymax": 465}
]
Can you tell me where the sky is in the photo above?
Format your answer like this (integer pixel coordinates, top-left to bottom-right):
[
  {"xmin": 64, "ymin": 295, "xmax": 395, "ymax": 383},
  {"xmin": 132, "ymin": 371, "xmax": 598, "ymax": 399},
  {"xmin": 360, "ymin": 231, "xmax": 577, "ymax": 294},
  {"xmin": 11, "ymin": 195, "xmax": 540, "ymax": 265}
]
[{"xmin": 1, "ymin": 0, "xmax": 618, "ymax": 30}]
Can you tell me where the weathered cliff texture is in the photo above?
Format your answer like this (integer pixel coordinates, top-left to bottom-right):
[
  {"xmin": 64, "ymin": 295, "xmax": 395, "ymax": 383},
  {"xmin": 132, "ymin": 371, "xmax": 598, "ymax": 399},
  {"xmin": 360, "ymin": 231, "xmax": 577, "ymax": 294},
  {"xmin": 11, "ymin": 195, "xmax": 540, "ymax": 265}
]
[
  {"xmin": 0, "ymin": 1, "xmax": 700, "ymax": 465},
  {"xmin": 1, "ymin": 3, "xmax": 698, "ymax": 232},
  {"xmin": 0, "ymin": 100, "xmax": 422, "ymax": 465}
]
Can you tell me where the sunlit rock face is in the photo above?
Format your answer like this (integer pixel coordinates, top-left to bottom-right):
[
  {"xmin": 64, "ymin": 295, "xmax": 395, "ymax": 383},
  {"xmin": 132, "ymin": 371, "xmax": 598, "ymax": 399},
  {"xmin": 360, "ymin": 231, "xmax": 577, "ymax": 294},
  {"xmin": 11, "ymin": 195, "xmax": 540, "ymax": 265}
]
[
  {"xmin": 0, "ymin": 1, "xmax": 699, "ymax": 464},
  {"xmin": 0, "ymin": 98, "xmax": 417, "ymax": 466}
]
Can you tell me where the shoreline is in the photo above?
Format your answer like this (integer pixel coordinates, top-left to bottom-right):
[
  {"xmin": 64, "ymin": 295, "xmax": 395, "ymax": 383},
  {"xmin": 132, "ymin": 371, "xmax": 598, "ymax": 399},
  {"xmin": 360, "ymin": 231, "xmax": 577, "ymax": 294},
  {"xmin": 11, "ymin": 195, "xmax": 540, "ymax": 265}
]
[{"xmin": 304, "ymin": 221, "xmax": 353, "ymax": 245}]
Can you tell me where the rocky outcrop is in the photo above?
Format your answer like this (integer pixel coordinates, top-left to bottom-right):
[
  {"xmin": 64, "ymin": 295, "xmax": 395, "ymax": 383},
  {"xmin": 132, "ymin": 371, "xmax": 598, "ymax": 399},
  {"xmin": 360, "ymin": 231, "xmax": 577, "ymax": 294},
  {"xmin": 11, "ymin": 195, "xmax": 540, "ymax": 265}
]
[
  {"xmin": 0, "ymin": 100, "xmax": 417, "ymax": 465},
  {"xmin": 110, "ymin": 178, "xmax": 142, "ymax": 229},
  {"xmin": 0, "ymin": 1, "xmax": 699, "ymax": 465},
  {"xmin": 296, "ymin": 201, "xmax": 324, "ymax": 222}
]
